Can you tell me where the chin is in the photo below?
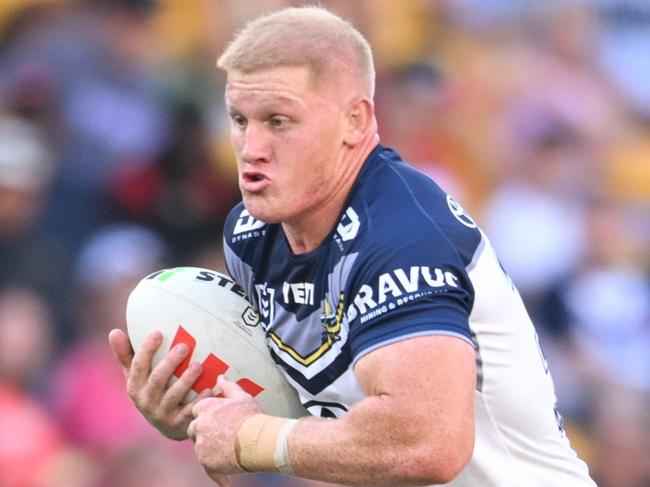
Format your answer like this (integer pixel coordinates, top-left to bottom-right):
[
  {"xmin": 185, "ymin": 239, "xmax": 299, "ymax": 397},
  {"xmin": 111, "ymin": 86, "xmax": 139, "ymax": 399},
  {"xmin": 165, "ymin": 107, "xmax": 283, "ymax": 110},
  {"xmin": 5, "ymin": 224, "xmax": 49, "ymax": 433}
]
[{"xmin": 243, "ymin": 199, "xmax": 282, "ymax": 224}]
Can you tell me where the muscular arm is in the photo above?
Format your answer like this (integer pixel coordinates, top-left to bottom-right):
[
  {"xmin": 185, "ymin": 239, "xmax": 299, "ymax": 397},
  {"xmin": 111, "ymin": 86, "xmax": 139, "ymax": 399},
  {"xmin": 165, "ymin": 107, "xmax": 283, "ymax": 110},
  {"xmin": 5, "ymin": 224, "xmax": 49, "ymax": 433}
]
[{"xmin": 288, "ymin": 335, "xmax": 476, "ymax": 486}]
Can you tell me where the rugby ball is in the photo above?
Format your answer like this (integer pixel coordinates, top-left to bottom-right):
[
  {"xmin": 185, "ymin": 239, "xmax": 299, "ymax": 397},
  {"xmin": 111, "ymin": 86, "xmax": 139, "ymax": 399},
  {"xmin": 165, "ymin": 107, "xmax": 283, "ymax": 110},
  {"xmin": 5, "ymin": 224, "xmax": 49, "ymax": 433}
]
[{"xmin": 125, "ymin": 267, "xmax": 306, "ymax": 418}]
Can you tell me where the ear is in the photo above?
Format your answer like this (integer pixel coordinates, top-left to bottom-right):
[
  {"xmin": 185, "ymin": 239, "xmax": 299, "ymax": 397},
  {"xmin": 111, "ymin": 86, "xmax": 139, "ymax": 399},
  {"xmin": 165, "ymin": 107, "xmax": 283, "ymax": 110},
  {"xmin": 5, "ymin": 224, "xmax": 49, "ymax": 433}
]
[{"xmin": 342, "ymin": 98, "xmax": 375, "ymax": 147}]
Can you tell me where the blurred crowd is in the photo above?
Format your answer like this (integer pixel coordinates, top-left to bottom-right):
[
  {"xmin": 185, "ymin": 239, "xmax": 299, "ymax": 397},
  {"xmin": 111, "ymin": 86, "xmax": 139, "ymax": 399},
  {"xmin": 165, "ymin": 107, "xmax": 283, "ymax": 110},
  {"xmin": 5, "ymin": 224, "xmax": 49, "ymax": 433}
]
[{"xmin": 0, "ymin": 1, "xmax": 647, "ymax": 486}]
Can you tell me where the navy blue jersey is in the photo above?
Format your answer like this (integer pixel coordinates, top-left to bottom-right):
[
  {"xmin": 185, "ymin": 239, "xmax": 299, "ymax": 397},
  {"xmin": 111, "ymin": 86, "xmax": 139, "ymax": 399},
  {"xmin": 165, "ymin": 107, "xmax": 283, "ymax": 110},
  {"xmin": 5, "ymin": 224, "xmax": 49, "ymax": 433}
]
[
  {"xmin": 225, "ymin": 146, "xmax": 477, "ymax": 396},
  {"xmin": 224, "ymin": 145, "xmax": 596, "ymax": 486}
]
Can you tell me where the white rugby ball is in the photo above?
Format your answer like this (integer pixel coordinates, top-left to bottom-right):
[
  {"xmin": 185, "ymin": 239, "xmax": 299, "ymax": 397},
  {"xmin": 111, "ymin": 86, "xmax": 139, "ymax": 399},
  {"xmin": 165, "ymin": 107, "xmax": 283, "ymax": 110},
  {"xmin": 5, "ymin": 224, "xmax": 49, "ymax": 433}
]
[{"xmin": 125, "ymin": 267, "xmax": 306, "ymax": 418}]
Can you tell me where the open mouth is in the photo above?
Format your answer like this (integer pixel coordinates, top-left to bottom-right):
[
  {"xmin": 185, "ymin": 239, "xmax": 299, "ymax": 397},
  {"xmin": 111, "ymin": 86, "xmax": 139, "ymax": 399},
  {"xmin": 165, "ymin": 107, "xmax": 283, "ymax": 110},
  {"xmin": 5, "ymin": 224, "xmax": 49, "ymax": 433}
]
[{"xmin": 241, "ymin": 171, "xmax": 270, "ymax": 191}]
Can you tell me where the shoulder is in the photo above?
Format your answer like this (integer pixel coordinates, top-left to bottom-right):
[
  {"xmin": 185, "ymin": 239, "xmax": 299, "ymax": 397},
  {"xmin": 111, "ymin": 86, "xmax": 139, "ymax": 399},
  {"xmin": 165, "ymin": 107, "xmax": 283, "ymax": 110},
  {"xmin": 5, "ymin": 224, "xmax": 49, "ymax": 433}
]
[
  {"xmin": 350, "ymin": 145, "xmax": 482, "ymax": 267},
  {"xmin": 335, "ymin": 148, "xmax": 485, "ymax": 357}
]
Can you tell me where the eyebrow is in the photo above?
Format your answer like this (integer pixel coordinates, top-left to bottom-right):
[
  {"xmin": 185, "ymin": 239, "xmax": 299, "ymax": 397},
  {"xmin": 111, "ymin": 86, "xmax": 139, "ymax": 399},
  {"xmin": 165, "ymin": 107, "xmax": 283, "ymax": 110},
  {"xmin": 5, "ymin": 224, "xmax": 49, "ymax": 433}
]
[{"xmin": 226, "ymin": 94, "xmax": 304, "ymax": 113}]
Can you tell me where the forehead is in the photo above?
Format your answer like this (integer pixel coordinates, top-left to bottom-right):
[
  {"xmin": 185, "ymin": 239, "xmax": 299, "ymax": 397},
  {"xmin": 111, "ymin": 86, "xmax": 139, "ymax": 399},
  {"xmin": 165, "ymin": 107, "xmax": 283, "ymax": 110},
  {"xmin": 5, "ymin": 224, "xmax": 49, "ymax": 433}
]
[{"xmin": 225, "ymin": 65, "xmax": 321, "ymax": 109}]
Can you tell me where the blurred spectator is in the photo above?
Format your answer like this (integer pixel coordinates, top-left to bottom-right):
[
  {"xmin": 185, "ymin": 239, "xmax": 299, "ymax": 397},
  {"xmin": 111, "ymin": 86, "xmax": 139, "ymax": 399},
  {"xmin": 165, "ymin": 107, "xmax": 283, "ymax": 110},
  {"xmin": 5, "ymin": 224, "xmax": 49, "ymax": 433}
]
[
  {"xmin": 0, "ymin": 112, "xmax": 74, "ymax": 337},
  {"xmin": 0, "ymin": 112, "xmax": 53, "ymax": 240},
  {"xmin": 595, "ymin": 0, "xmax": 650, "ymax": 119},
  {"xmin": 109, "ymin": 100, "xmax": 239, "ymax": 263},
  {"xmin": 562, "ymin": 198, "xmax": 650, "ymax": 487},
  {"xmin": 482, "ymin": 126, "xmax": 587, "ymax": 301},
  {"xmin": 0, "ymin": 385, "xmax": 68, "ymax": 487},
  {"xmin": 0, "ymin": 285, "xmax": 97, "ymax": 487},
  {"xmin": 0, "ymin": 285, "xmax": 53, "ymax": 389},
  {"xmin": 603, "ymin": 120, "xmax": 650, "ymax": 207},
  {"xmin": 377, "ymin": 62, "xmax": 470, "ymax": 202}
]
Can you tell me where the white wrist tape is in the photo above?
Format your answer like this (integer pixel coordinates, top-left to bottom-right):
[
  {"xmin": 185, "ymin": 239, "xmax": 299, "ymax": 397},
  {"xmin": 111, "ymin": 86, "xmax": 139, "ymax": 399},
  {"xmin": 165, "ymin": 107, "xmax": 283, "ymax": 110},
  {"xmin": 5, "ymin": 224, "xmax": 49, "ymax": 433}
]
[{"xmin": 273, "ymin": 418, "xmax": 298, "ymax": 474}]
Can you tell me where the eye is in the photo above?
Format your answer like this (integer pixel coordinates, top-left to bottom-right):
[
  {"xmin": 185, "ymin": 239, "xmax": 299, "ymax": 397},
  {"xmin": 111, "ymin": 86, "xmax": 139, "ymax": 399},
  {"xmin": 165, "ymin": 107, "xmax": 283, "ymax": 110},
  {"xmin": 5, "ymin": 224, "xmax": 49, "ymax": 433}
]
[
  {"xmin": 230, "ymin": 113, "xmax": 247, "ymax": 128},
  {"xmin": 268, "ymin": 115, "xmax": 290, "ymax": 129}
]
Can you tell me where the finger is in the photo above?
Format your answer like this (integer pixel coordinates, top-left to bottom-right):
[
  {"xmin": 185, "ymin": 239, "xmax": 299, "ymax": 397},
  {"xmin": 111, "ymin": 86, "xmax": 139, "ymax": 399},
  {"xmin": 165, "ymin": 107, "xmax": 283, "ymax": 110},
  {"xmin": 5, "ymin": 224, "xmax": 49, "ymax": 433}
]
[
  {"xmin": 161, "ymin": 362, "xmax": 204, "ymax": 412},
  {"xmin": 108, "ymin": 329, "xmax": 134, "ymax": 377},
  {"xmin": 128, "ymin": 331, "xmax": 163, "ymax": 392},
  {"xmin": 217, "ymin": 375, "xmax": 251, "ymax": 400},
  {"xmin": 181, "ymin": 388, "xmax": 214, "ymax": 419},
  {"xmin": 144, "ymin": 342, "xmax": 190, "ymax": 398},
  {"xmin": 192, "ymin": 396, "xmax": 218, "ymax": 418},
  {"xmin": 187, "ymin": 418, "xmax": 197, "ymax": 442}
]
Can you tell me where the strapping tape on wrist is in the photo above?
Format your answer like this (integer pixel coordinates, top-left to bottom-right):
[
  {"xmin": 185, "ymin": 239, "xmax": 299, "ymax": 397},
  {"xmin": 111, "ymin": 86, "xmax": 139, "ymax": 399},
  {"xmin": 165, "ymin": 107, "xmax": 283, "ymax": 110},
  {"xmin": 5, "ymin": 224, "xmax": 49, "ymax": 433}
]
[{"xmin": 235, "ymin": 414, "xmax": 299, "ymax": 474}]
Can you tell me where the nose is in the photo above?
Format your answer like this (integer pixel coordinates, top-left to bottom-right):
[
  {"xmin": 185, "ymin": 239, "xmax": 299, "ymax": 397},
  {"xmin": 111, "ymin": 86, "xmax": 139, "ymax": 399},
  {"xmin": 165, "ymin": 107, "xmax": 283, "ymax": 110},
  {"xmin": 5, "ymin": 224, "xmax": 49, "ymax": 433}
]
[{"xmin": 239, "ymin": 122, "xmax": 271, "ymax": 165}]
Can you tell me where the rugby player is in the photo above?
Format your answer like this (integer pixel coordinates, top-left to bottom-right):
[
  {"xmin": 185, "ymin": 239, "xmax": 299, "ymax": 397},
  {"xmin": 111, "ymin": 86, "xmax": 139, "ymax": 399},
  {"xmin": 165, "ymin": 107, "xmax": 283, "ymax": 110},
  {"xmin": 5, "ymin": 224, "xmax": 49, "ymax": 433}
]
[{"xmin": 110, "ymin": 6, "xmax": 598, "ymax": 487}]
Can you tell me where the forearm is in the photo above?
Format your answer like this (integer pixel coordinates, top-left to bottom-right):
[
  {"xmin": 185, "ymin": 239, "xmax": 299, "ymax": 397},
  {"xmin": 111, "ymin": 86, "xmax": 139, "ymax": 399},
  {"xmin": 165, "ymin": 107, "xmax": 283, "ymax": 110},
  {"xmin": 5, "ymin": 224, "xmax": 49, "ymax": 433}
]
[
  {"xmin": 253, "ymin": 394, "xmax": 470, "ymax": 486},
  {"xmin": 291, "ymin": 401, "xmax": 426, "ymax": 485}
]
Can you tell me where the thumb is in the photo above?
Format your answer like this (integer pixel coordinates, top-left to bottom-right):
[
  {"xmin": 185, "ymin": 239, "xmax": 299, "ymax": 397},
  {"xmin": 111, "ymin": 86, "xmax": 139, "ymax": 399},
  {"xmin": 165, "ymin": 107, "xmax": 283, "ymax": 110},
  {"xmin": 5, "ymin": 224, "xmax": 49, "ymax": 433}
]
[
  {"xmin": 217, "ymin": 375, "xmax": 250, "ymax": 400},
  {"xmin": 108, "ymin": 328, "xmax": 134, "ymax": 377},
  {"xmin": 212, "ymin": 474, "xmax": 230, "ymax": 486}
]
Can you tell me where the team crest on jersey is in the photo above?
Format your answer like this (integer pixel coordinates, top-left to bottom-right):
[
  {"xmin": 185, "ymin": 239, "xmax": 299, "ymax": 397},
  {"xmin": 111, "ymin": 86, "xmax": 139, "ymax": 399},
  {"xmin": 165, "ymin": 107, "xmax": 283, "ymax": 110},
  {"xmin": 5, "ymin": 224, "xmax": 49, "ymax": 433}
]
[
  {"xmin": 254, "ymin": 283, "xmax": 275, "ymax": 330},
  {"xmin": 446, "ymin": 195, "xmax": 477, "ymax": 228},
  {"xmin": 320, "ymin": 292, "xmax": 345, "ymax": 345}
]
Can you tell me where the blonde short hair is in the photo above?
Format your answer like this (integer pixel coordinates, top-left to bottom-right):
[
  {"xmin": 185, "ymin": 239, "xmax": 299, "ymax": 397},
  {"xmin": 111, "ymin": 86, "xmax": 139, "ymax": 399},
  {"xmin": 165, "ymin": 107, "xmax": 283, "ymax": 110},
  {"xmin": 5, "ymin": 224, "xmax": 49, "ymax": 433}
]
[{"xmin": 217, "ymin": 6, "xmax": 375, "ymax": 99}]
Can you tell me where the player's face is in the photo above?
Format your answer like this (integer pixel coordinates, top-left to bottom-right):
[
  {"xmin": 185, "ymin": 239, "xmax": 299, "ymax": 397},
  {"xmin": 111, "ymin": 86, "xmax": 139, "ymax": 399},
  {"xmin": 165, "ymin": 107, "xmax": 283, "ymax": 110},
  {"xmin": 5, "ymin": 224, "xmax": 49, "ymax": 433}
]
[{"xmin": 225, "ymin": 65, "xmax": 348, "ymax": 225}]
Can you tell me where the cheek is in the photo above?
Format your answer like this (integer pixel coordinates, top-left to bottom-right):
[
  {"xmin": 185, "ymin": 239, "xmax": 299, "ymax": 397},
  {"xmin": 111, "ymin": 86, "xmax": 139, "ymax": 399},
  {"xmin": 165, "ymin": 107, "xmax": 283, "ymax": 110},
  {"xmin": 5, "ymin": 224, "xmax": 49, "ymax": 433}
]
[{"xmin": 289, "ymin": 156, "xmax": 330, "ymax": 200}]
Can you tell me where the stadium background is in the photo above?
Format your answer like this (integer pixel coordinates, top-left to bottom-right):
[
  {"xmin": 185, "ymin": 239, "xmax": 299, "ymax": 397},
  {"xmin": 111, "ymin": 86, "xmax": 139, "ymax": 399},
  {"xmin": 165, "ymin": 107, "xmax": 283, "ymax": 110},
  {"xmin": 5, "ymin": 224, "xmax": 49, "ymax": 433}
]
[{"xmin": 0, "ymin": 0, "xmax": 648, "ymax": 486}]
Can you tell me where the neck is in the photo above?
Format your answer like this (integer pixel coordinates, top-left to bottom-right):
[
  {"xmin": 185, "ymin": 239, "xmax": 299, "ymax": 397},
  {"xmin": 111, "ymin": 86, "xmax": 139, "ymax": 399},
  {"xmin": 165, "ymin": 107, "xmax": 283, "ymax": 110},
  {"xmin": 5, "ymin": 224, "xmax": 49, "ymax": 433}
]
[{"xmin": 283, "ymin": 135, "xmax": 379, "ymax": 254}]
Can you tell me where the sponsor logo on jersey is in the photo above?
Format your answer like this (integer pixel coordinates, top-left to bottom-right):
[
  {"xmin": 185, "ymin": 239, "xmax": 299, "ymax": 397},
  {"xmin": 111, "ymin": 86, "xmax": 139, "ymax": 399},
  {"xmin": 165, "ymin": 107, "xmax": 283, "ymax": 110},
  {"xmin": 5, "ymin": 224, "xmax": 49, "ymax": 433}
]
[
  {"xmin": 232, "ymin": 209, "xmax": 267, "ymax": 242},
  {"xmin": 282, "ymin": 282, "xmax": 315, "ymax": 306},
  {"xmin": 254, "ymin": 283, "xmax": 275, "ymax": 330},
  {"xmin": 336, "ymin": 207, "xmax": 360, "ymax": 242},
  {"xmin": 446, "ymin": 194, "xmax": 477, "ymax": 228},
  {"xmin": 346, "ymin": 266, "xmax": 459, "ymax": 323}
]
